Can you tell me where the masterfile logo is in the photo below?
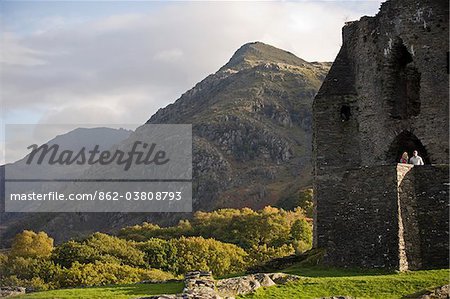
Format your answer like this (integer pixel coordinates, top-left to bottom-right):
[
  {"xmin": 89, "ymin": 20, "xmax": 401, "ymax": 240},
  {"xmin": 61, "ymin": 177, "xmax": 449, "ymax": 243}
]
[
  {"xmin": 4, "ymin": 124, "xmax": 192, "ymax": 213},
  {"xmin": 26, "ymin": 141, "xmax": 170, "ymax": 171}
]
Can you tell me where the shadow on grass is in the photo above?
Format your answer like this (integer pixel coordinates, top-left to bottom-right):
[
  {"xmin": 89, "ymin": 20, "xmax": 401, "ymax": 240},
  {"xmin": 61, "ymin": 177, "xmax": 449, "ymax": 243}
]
[
  {"xmin": 250, "ymin": 248, "xmax": 394, "ymax": 278},
  {"xmin": 282, "ymin": 265, "xmax": 395, "ymax": 278}
]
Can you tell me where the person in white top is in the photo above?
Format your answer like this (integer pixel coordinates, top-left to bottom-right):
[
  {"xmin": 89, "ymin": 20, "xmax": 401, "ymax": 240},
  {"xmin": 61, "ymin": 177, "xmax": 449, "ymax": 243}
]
[{"xmin": 409, "ymin": 150, "xmax": 424, "ymax": 165}]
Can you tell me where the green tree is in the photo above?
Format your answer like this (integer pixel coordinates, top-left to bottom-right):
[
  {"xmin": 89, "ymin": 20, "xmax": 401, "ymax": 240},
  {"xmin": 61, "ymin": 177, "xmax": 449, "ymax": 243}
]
[
  {"xmin": 290, "ymin": 219, "xmax": 312, "ymax": 243},
  {"xmin": 55, "ymin": 261, "xmax": 174, "ymax": 288},
  {"xmin": 51, "ymin": 240, "xmax": 99, "ymax": 268},
  {"xmin": 0, "ymin": 256, "xmax": 61, "ymax": 290},
  {"xmin": 84, "ymin": 232, "xmax": 145, "ymax": 267},
  {"xmin": 171, "ymin": 236, "xmax": 247, "ymax": 276},
  {"xmin": 247, "ymin": 244, "xmax": 295, "ymax": 266},
  {"xmin": 137, "ymin": 238, "xmax": 179, "ymax": 273},
  {"xmin": 290, "ymin": 218, "xmax": 313, "ymax": 253}
]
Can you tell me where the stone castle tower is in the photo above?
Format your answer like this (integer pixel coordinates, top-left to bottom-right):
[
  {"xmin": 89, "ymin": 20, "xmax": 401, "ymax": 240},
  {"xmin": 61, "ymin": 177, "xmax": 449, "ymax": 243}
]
[{"xmin": 312, "ymin": 0, "xmax": 449, "ymax": 270}]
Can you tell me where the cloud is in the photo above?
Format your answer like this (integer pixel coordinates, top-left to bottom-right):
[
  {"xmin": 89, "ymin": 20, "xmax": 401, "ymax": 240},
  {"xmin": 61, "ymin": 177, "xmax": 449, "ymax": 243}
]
[
  {"xmin": 153, "ymin": 49, "xmax": 184, "ymax": 62},
  {"xmin": 0, "ymin": 1, "xmax": 382, "ymax": 163},
  {"xmin": 0, "ymin": 32, "xmax": 47, "ymax": 66}
]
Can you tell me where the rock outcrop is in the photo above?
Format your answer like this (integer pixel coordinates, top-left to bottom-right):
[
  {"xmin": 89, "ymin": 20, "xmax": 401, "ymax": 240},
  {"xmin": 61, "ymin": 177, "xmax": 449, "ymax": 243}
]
[
  {"xmin": 216, "ymin": 273, "xmax": 276, "ymax": 296},
  {"xmin": 0, "ymin": 286, "xmax": 26, "ymax": 297},
  {"xmin": 147, "ymin": 42, "xmax": 330, "ymax": 214},
  {"xmin": 414, "ymin": 285, "xmax": 449, "ymax": 299},
  {"xmin": 141, "ymin": 271, "xmax": 300, "ymax": 299}
]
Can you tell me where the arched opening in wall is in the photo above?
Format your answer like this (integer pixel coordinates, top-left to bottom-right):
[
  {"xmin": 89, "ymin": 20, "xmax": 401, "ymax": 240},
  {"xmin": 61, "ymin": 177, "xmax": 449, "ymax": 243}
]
[
  {"xmin": 387, "ymin": 37, "xmax": 421, "ymax": 119},
  {"xmin": 386, "ymin": 131, "xmax": 430, "ymax": 164}
]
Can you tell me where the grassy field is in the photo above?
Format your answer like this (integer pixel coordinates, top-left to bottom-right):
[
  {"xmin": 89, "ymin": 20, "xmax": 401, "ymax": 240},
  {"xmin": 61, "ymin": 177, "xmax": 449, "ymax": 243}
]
[
  {"xmin": 15, "ymin": 281, "xmax": 183, "ymax": 299},
  {"xmin": 240, "ymin": 267, "xmax": 450, "ymax": 299},
  {"xmin": 14, "ymin": 267, "xmax": 449, "ymax": 299}
]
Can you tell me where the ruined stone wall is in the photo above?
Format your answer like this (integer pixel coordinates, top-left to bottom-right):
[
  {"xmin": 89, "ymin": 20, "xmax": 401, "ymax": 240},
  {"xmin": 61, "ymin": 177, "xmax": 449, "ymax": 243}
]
[
  {"xmin": 316, "ymin": 166, "xmax": 401, "ymax": 268},
  {"xmin": 397, "ymin": 163, "xmax": 421, "ymax": 270},
  {"xmin": 414, "ymin": 165, "xmax": 449, "ymax": 269},
  {"xmin": 313, "ymin": 0, "xmax": 449, "ymax": 270},
  {"xmin": 315, "ymin": 164, "xmax": 449, "ymax": 269},
  {"xmin": 397, "ymin": 164, "xmax": 449, "ymax": 270},
  {"xmin": 313, "ymin": 0, "xmax": 449, "ymax": 168},
  {"xmin": 312, "ymin": 47, "xmax": 361, "ymax": 174}
]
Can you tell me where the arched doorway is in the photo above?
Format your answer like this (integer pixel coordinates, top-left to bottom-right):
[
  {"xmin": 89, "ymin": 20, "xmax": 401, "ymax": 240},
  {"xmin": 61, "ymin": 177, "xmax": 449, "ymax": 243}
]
[{"xmin": 386, "ymin": 131, "xmax": 430, "ymax": 164}]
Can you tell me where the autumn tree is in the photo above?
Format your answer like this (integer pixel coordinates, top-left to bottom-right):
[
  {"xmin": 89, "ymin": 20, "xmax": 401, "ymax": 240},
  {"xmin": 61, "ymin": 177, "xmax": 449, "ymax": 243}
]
[{"xmin": 11, "ymin": 230, "xmax": 53, "ymax": 258}]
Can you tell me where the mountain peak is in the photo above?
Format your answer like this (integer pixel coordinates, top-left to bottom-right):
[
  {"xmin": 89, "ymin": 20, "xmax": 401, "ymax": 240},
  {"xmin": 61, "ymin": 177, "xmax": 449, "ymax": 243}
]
[{"xmin": 222, "ymin": 41, "xmax": 307, "ymax": 71}]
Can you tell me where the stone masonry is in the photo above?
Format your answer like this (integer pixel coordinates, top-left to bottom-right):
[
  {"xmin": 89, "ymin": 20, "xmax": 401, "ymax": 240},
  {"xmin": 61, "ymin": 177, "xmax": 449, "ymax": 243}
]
[{"xmin": 312, "ymin": 0, "xmax": 449, "ymax": 269}]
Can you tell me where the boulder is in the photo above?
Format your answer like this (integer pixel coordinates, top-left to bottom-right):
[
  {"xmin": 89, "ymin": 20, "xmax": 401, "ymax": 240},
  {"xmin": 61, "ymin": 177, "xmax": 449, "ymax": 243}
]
[
  {"xmin": 136, "ymin": 271, "xmax": 298, "ymax": 299},
  {"xmin": 267, "ymin": 272, "xmax": 301, "ymax": 284},
  {"xmin": 216, "ymin": 273, "xmax": 275, "ymax": 296},
  {"xmin": 0, "ymin": 287, "xmax": 26, "ymax": 297},
  {"xmin": 415, "ymin": 285, "xmax": 449, "ymax": 299}
]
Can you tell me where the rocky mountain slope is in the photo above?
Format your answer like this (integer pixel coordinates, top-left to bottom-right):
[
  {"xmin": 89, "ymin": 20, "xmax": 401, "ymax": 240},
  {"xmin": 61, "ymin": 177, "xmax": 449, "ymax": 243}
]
[
  {"xmin": 0, "ymin": 42, "xmax": 330, "ymax": 244},
  {"xmin": 148, "ymin": 42, "xmax": 329, "ymax": 211}
]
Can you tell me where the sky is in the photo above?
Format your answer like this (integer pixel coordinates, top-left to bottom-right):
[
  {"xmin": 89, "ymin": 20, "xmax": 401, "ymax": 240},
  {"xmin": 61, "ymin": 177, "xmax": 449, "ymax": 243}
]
[{"xmin": 0, "ymin": 0, "xmax": 383, "ymax": 163}]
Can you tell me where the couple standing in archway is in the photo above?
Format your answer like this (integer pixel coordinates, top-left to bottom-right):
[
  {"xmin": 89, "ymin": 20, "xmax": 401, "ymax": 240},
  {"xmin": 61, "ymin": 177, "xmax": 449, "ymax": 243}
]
[
  {"xmin": 387, "ymin": 130, "xmax": 430, "ymax": 165},
  {"xmin": 400, "ymin": 150, "xmax": 424, "ymax": 165}
]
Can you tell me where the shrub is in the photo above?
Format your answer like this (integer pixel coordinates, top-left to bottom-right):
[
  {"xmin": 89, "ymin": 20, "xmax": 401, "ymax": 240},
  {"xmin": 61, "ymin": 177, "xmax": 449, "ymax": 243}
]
[
  {"xmin": 84, "ymin": 232, "xmax": 145, "ymax": 267},
  {"xmin": 1, "ymin": 257, "xmax": 59, "ymax": 281},
  {"xmin": 247, "ymin": 244, "xmax": 295, "ymax": 266},
  {"xmin": 55, "ymin": 261, "xmax": 175, "ymax": 288},
  {"xmin": 51, "ymin": 240, "xmax": 99, "ymax": 268},
  {"xmin": 119, "ymin": 207, "xmax": 312, "ymax": 253},
  {"xmin": 118, "ymin": 221, "xmax": 193, "ymax": 241},
  {"xmin": 10, "ymin": 231, "xmax": 53, "ymax": 258},
  {"xmin": 291, "ymin": 219, "xmax": 312, "ymax": 242},
  {"xmin": 0, "ymin": 252, "xmax": 8, "ymax": 272},
  {"xmin": 171, "ymin": 237, "xmax": 248, "ymax": 276},
  {"xmin": 292, "ymin": 240, "xmax": 312, "ymax": 254},
  {"xmin": 0, "ymin": 256, "xmax": 61, "ymax": 290},
  {"xmin": 52, "ymin": 234, "xmax": 145, "ymax": 268},
  {"xmin": 0, "ymin": 275, "xmax": 50, "ymax": 291},
  {"xmin": 136, "ymin": 238, "xmax": 179, "ymax": 273}
]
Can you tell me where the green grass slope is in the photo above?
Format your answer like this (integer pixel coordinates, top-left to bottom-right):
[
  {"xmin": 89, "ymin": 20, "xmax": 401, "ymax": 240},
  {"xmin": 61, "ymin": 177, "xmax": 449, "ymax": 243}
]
[
  {"xmin": 17, "ymin": 267, "xmax": 448, "ymax": 299},
  {"xmin": 15, "ymin": 281, "xmax": 183, "ymax": 299},
  {"xmin": 240, "ymin": 267, "xmax": 449, "ymax": 299}
]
